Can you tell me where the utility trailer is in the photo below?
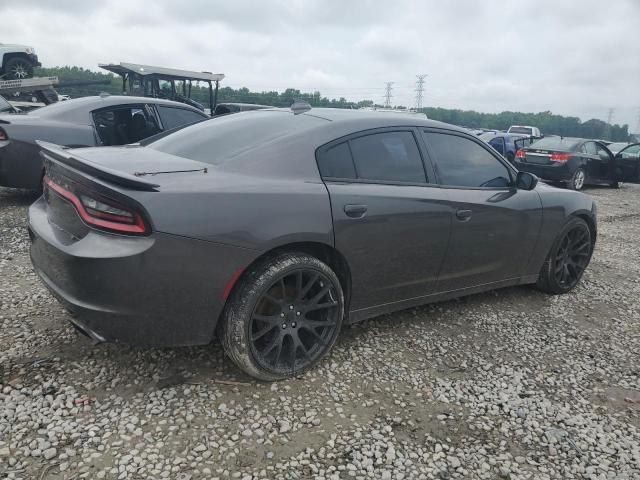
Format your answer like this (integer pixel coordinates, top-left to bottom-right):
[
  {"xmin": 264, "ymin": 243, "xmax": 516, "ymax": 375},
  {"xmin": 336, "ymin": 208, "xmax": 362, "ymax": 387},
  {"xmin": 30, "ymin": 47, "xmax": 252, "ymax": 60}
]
[
  {"xmin": 0, "ymin": 76, "xmax": 60, "ymax": 111},
  {"xmin": 99, "ymin": 62, "xmax": 225, "ymax": 113}
]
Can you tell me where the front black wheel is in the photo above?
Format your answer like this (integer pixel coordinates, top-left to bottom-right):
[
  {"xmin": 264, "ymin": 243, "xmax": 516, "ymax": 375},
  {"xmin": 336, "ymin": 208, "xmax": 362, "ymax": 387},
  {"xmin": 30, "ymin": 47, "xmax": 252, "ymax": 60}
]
[
  {"xmin": 536, "ymin": 217, "xmax": 592, "ymax": 294},
  {"xmin": 220, "ymin": 252, "xmax": 344, "ymax": 381},
  {"xmin": 4, "ymin": 57, "xmax": 34, "ymax": 80}
]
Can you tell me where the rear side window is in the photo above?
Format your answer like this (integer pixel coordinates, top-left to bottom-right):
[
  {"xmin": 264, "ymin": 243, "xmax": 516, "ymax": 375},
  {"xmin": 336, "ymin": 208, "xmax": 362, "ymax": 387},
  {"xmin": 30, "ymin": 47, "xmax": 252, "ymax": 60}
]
[
  {"xmin": 584, "ymin": 142, "xmax": 597, "ymax": 155},
  {"xmin": 318, "ymin": 131, "xmax": 427, "ymax": 184},
  {"xmin": 157, "ymin": 106, "xmax": 206, "ymax": 130},
  {"xmin": 423, "ymin": 132, "xmax": 512, "ymax": 188},
  {"xmin": 318, "ymin": 142, "xmax": 356, "ymax": 179}
]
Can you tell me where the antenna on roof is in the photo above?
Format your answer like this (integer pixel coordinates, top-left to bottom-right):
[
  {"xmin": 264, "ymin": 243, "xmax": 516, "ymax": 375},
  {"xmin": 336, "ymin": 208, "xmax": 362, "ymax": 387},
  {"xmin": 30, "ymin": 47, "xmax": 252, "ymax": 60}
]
[{"xmin": 291, "ymin": 100, "xmax": 312, "ymax": 115}]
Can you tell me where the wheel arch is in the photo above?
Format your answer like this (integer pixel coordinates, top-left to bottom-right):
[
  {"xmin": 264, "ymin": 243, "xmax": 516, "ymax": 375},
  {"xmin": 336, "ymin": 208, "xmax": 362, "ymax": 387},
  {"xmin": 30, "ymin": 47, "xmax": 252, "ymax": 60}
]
[
  {"xmin": 2, "ymin": 52, "xmax": 32, "ymax": 69},
  {"xmin": 222, "ymin": 240, "xmax": 353, "ymax": 320},
  {"xmin": 572, "ymin": 212, "xmax": 597, "ymax": 248}
]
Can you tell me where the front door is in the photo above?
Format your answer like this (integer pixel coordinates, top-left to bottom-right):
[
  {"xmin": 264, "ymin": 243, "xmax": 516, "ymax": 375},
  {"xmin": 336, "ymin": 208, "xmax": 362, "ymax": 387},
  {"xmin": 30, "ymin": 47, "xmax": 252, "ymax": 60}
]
[
  {"xmin": 616, "ymin": 144, "xmax": 640, "ymax": 183},
  {"xmin": 421, "ymin": 130, "xmax": 543, "ymax": 292},
  {"xmin": 316, "ymin": 129, "xmax": 452, "ymax": 312}
]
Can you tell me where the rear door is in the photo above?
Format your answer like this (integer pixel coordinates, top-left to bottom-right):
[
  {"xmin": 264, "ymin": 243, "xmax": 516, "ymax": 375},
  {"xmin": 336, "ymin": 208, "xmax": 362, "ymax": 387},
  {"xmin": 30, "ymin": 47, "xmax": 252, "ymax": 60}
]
[
  {"xmin": 421, "ymin": 129, "xmax": 542, "ymax": 292},
  {"xmin": 616, "ymin": 143, "xmax": 640, "ymax": 182},
  {"xmin": 317, "ymin": 128, "xmax": 452, "ymax": 312}
]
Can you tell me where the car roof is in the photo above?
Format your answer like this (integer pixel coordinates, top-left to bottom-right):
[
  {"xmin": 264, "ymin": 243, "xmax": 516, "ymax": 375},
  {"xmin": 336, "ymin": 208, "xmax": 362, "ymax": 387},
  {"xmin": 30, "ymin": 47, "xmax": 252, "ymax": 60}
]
[
  {"xmin": 27, "ymin": 95, "xmax": 205, "ymax": 124},
  {"xmin": 270, "ymin": 107, "xmax": 467, "ymax": 133}
]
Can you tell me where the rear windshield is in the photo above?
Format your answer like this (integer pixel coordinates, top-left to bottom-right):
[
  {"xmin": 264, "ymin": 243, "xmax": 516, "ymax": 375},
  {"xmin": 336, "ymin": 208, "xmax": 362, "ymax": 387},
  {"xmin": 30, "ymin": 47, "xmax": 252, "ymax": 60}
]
[
  {"xmin": 148, "ymin": 110, "xmax": 325, "ymax": 164},
  {"xmin": 509, "ymin": 127, "xmax": 533, "ymax": 134},
  {"xmin": 529, "ymin": 137, "xmax": 580, "ymax": 150}
]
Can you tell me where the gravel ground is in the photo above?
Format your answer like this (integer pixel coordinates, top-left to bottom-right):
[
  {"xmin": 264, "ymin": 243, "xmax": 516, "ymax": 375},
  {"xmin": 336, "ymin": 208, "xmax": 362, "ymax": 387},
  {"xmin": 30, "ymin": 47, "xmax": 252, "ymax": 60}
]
[{"xmin": 0, "ymin": 185, "xmax": 639, "ymax": 480}]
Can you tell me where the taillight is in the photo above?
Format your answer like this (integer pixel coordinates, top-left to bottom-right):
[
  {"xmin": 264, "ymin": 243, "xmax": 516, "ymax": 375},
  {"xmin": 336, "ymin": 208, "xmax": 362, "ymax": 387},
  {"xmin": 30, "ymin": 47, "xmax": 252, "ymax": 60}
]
[
  {"xmin": 0, "ymin": 127, "xmax": 7, "ymax": 141},
  {"xmin": 550, "ymin": 153, "xmax": 572, "ymax": 162},
  {"xmin": 515, "ymin": 150, "xmax": 526, "ymax": 159},
  {"xmin": 43, "ymin": 176, "xmax": 149, "ymax": 235}
]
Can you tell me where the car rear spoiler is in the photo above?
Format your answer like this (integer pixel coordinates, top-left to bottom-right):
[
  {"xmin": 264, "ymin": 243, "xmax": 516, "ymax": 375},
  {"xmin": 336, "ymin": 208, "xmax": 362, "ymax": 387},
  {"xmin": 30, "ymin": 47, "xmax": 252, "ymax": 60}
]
[{"xmin": 37, "ymin": 141, "xmax": 160, "ymax": 192}]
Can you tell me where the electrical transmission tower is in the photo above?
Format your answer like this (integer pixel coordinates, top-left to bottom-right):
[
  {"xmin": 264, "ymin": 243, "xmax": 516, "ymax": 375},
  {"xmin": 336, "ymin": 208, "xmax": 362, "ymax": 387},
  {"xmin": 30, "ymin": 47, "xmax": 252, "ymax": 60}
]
[
  {"xmin": 383, "ymin": 82, "xmax": 394, "ymax": 108},
  {"xmin": 415, "ymin": 74, "xmax": 427, "ymax": 110},
  {"xmin": 606, "ymin": 108, "xmax": 615, "ymax": 139}
]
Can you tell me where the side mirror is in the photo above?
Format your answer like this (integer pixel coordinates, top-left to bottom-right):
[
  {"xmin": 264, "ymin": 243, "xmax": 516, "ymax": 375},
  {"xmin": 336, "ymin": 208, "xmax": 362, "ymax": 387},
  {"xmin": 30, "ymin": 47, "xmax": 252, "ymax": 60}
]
[{"xmin": 516, "ymin": 171, "xmax": 538, "ymax": 190}]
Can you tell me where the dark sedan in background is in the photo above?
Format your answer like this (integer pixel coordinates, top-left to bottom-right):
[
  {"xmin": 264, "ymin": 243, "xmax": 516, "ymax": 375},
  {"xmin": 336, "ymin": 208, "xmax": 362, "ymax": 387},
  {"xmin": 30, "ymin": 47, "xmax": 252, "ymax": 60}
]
[
  {"xmin": 0, "ymin": 95, "xmax": 207, "ymax": 190},
  {"xmin": 514, "ymin": 136, "xmax": 632, "ymax": 190},
  {"xmin": 29, "ymin": 107, "xmax": 597, "ymax": 380}
]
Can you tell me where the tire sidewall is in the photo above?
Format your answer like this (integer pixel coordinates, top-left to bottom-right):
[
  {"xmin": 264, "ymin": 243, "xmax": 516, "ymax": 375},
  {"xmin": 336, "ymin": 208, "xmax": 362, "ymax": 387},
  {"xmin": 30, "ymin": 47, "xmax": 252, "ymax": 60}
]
[
  {"xmin": 221, "ymin": 252, "xmax": 344, "ymax": 381},
  {"xmin": 539, "ymin": 217, "xmax": 592, "ymax": 294}
]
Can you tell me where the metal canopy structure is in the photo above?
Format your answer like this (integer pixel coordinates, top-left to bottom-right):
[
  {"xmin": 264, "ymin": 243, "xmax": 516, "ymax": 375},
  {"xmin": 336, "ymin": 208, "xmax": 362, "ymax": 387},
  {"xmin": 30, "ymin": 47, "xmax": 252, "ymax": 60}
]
[{"xmin": 99, "ymin": 62, "xmax": 225, "ymax": 114}]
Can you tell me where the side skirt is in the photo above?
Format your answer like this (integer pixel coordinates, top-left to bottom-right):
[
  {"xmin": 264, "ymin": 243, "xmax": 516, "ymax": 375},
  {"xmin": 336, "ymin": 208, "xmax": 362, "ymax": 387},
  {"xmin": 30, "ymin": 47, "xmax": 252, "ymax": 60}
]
[{"xmin": 346, "ymin": 275, "xmax": 539, "ymax": 324}]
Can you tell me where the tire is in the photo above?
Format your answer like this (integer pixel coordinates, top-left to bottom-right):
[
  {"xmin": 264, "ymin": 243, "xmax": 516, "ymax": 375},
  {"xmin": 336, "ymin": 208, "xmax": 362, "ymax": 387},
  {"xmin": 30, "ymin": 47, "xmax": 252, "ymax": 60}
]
[
  {"xmin": 220, "ymin": 252, "xmax": 344, "ymax": 381},
  {"xmin": 568, "ymin": 167, "xmax": 586, "ymax": 191},
  {"xmin": 3, "ymin": 57, "xmax": 34, "ymax": 80},
  {"xmin": 536, "ymin": 217, "xmax": 592, "ymax": 294}
]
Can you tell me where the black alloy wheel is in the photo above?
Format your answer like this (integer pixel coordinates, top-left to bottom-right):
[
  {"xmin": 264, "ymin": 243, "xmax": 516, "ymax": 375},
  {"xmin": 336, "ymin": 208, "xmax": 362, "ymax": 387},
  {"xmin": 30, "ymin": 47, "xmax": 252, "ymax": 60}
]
[
  {"xmin": 250, "ymin": 269, "xmax": 340, "ymax": 374},
  {"xmin": 221, "ymin": 252, "xmax": 344, "ymax": 381},
  {"xmin": 553, "ymin": 224, "xmax": 591, "ymax": 289},
  {"xmin": 536, "ymin": 217, "xmax": 592, "ymax": 294}
]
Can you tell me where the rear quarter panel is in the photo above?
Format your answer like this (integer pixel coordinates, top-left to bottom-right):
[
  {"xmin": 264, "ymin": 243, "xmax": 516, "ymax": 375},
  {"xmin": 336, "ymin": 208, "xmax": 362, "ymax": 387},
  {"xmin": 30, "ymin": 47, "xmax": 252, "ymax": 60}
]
[{"xmin": 0, "ymin": 120, "xmax": 96, "ymax": 188}]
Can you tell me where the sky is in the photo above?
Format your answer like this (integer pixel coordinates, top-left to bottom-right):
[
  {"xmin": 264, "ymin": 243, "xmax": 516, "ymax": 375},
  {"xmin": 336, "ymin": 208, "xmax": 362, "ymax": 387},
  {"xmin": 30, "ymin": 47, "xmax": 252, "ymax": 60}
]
[{"xmin": 2, "ymin": 0, "xmax": 639, "ymax": 130}]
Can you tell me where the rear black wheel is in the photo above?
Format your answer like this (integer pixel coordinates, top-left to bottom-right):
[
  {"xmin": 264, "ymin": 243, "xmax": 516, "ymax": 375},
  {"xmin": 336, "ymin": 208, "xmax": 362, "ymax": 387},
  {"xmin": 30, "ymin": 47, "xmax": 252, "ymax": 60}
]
[
  {"xmin": 536, "ymin": 217, "xmax": 592, "ymax": 294},
  {"xmin": 4, "ymin": 57, "xmax": 34, "ymax": 80},
  {"xmin": 220, "ymin": 252, "xmax": 344, "ymax": 381},
  {"xmin": 568, "ymin": 167, "xmax": 586, "ymax": 191}
]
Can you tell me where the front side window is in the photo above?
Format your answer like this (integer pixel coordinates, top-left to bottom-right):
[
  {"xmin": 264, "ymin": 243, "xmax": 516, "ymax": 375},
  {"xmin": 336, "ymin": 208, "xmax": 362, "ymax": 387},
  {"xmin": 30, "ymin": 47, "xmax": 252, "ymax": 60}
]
[
  {"xmin": 157, "ymin": 106, "xmax": 206, "ymax": 131},
  {"xmin": 92, "ymin": 104, "xmax": 161, "ymax": 146},
  {"xmin": 595, "ymin": 144, "xmax": 611, "ymax": 160},
  {"xmin": 620, "ymin": 144, "xmax": 640, "ymax": 158},
  {"xmin": 349, "ymin": 131, "xmax": 426, "ymax": 183},
  {"xmin": 423, "ymin": 132, "xmax": 512, "ymax": 188}
]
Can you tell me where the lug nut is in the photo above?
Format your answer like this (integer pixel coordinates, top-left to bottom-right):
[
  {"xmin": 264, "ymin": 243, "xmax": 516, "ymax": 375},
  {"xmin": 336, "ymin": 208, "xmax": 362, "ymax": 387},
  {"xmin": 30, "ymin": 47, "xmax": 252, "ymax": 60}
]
[
  {"xmin": 289, "ymin": 305, "xmax": 294, "ymax": 310},
  {"xmin": 280, "ymin": 313, "xmax": 285, "ymax": 318},
  {"xmin": 282, "ymin": 323, "xmax": 287, "ymax": 329},
  {"xmin": 291, "ymin": 322, "xmax": 297, "ymax": 328},
  {"xmin": 296, "ymin": 311, "xmax": 301, "ymax": 316}
]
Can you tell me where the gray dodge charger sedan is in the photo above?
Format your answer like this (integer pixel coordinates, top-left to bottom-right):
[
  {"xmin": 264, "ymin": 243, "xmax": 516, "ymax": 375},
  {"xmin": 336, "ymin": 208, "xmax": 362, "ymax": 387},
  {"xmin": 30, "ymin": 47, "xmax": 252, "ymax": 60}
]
[
  {"xmin": 28, "ymin": 107, "xmax": 597, "ymax": 380},
  {"xmin": 0, "ymin": 95, "xmax": 207, "ymax": 190}
]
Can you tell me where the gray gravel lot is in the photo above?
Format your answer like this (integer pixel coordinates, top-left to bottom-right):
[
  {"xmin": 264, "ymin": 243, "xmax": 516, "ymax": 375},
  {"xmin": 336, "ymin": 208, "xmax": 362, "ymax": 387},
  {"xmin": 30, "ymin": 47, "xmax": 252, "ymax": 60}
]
[{"xmin": 0, "ymin": 185, "xmax": 639, "ymax": 480}]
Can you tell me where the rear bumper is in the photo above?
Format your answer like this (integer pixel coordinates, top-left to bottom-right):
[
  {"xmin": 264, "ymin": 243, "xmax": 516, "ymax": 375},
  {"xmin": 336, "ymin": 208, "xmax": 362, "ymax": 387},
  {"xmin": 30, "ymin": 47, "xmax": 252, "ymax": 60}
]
[
  {"xmin": 28, "ymin": 196, "xmax": 256, "ymax": 347},
  {"xmin": 514, "ymin": 161, "xmax": 571, "ymax": 182}
]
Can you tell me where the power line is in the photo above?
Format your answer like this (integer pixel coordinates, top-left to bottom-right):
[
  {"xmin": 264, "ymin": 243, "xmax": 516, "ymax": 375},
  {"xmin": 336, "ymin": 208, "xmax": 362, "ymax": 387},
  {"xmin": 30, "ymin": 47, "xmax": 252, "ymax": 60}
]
[
  {"xmin": 383, "ymin": 82, "xmax": 394, "ymax": 108},
  {"xmin": 415, "ymin": 74, "xmax": 427, "ymax": 110}
]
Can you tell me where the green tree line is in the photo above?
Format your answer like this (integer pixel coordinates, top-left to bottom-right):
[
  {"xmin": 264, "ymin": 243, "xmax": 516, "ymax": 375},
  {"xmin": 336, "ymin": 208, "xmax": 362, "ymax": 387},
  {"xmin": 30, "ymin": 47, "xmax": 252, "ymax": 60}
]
[{"xmin": 36, "ymin": 66, "xmax": 633, "ymax": 141}]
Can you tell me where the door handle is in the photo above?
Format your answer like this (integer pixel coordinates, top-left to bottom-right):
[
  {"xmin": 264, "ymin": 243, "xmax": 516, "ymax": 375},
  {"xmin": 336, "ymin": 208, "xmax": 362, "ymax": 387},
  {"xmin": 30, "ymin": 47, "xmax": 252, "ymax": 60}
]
[
  {"xmin": 344, "ymin": 204, "xmax": 368, "ymax": 218},
  {"xmin": 456, "ymin": 209, "xmax": 472, "ymax": 221}
]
